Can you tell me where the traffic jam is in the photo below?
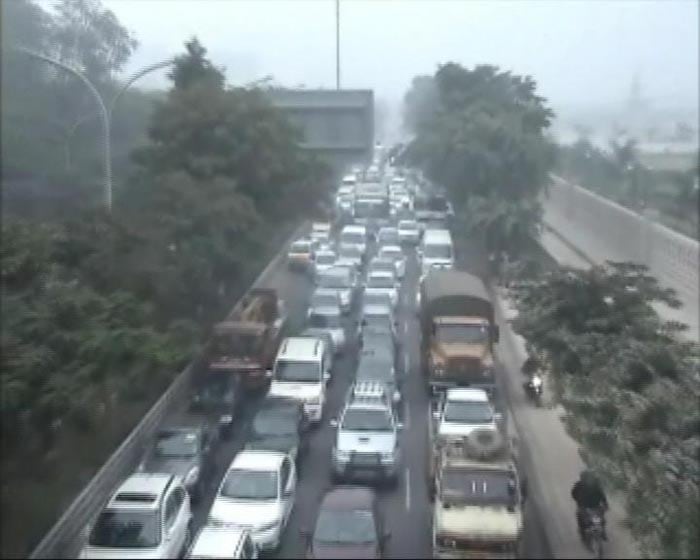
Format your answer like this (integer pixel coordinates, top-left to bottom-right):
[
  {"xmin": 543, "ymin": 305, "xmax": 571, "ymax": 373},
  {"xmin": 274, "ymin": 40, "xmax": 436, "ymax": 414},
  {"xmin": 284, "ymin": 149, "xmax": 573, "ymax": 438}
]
[{"xmin": 81, "ymin": 157, "xmax": 533, "ymax": 560}]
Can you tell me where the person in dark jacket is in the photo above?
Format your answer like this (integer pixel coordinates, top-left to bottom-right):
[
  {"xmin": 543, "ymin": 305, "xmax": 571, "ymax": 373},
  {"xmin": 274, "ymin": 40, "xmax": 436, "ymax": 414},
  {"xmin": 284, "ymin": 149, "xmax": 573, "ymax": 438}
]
[{"xmin": 572, "ymin": 470, "xmax": 609, "ymax": 540}]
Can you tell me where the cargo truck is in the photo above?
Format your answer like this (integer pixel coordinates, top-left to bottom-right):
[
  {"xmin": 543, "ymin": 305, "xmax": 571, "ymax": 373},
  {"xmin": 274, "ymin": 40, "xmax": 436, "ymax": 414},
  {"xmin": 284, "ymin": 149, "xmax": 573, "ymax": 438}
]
[{"xmin": 419, "ymin": 270, "xmax": 500, "ymax": 395}]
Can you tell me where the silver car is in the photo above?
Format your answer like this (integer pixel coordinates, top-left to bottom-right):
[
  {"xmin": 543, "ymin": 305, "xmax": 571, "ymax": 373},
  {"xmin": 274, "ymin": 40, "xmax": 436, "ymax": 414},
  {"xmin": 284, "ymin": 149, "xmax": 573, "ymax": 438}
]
[
  {"xmin": 307, "ymin": 291, "xmax": 347, "ymax": 354},
  {"xmin": 331, "ymin": 382, "xmax": 403, "ymax": 486},
  {"xmin": 316, "ymin": 266, "xmax": 358, "ymax": 314}
]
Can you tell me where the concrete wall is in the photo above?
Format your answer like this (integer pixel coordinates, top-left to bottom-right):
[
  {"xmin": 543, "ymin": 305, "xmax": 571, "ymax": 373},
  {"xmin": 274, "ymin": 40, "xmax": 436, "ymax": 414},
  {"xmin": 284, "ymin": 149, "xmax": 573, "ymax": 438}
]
[{"xmin": 544, "ymin": 175, "xmax": 699, "ymax": 327}]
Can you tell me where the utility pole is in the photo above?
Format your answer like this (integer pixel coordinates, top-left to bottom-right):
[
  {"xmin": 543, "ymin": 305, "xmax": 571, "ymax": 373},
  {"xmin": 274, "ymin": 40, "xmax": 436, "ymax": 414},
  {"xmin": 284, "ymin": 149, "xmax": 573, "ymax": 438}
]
[{"xmin": 336, "ymin": 0, "xmax": 341, "ymax": 89}]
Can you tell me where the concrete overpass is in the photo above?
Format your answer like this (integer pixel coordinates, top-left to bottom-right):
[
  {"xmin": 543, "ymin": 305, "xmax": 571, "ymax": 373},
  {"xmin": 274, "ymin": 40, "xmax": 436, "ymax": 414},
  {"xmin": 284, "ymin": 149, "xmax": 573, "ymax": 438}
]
[{"xmin": 265, "ymin": 89, "xmax": 374, "ymax": 173}]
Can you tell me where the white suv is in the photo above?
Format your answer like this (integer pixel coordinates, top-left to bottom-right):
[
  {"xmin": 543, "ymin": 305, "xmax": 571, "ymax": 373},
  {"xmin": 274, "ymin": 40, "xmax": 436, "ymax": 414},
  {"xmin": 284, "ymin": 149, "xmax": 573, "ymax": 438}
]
[
  {"xmin": 432, "ymin": 388, "xmax": 502, "ymax": 441},
  {"xmin": 208, "ymin": 450, "xmax": 296, "ymax": 552},
  {"xmin": 81, "ymin": 473, "xmax": 192, "ymax": 559},
  {"xmin": 267, "ymin": 337, "xmax": 331, "ymax": 423},
  {"xmin": 331, "ymin": 381, "xmax": 403, "ymax": 486}
]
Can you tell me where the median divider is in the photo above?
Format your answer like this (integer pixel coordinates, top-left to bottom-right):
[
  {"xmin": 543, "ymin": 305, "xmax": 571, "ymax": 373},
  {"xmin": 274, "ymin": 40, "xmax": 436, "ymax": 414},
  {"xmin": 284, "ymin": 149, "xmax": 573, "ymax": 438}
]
[{"xmin": 30, "ymin": 221, "xmax": 308, "ymax": 559}]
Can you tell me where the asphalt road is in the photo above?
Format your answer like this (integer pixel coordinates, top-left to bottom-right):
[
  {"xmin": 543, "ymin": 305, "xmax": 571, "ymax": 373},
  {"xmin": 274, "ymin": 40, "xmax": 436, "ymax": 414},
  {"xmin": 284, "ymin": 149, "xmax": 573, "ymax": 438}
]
[{"xmin": 167, "ymin": 233, "xmax": 553, "ymax": 559}]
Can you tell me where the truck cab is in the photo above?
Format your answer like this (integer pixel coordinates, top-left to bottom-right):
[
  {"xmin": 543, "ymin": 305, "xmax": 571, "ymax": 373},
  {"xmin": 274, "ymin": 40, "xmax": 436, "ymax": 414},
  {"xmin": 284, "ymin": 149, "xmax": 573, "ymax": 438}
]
[
  {"xmin": 419, "ymin": 271, "xmax": 500, "ymax": 395},
  {"xmin": 431, "ymin": 430, "xmax": 525, "ymax": 559}
]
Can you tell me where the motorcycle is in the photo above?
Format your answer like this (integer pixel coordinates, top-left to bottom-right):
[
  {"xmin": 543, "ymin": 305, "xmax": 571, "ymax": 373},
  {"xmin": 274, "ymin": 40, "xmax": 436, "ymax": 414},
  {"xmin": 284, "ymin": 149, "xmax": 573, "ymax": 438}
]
[
  {"xmin": 582, "ymin": 507, "xmax": 605, "ymax": 559},
  {"xmin": 523, "ymin": 373, "xmax": 544, "ymax": 407}
]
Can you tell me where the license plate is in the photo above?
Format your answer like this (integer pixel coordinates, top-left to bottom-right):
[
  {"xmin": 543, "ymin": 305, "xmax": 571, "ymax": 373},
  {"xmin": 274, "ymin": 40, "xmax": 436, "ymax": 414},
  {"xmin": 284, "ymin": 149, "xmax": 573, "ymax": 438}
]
[{"xmin": 352, "ymin": 453, "xmax": 380, "ymax": 466}]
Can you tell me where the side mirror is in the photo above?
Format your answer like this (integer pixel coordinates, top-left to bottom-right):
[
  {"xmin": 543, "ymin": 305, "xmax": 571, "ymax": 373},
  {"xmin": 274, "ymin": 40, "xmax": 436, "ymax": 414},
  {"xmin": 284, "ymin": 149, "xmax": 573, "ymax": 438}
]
[
  {"xmin": 396, "ymin": 422, "xmax": 404, "ymax": 430},
  {"xmin": 329, "ymin": 418, "xmax": 338, "ymax": 428},
  {"xmin": 323, "ymin": 372, "xmax": 331, "ymax": 382}
]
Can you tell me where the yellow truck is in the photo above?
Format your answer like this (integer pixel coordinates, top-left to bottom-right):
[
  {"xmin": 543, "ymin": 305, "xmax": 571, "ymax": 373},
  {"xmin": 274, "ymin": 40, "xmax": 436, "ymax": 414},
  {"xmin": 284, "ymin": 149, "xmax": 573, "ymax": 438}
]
[
  {"xmin": 430, "ymin": 428, "xmax": 525, "ymax": 559},
  {"xmin": 419, "ymin": 270, "xmax": 500, "ymax": 395}
]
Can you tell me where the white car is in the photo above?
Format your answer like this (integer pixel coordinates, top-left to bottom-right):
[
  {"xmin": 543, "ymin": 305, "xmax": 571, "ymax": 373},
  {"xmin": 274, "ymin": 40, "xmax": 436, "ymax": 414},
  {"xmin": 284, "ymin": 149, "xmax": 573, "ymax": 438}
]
[
  {"xmin": 317, "ymin": 266, "xmax": 358, "ymax": 314},
  {"xmin": 314, "ymin": 249, "xmax": 337, "ymax": 274},
  {"xmin": 268, "ymin": 337, "xmax": 332, "ymax": 423},
  {"xmin": 208, "ymin": 450, "xmax": 296, "ymax": 552},
  {"xmin": 339, "ymin": 224, "xmax": 368, "ymax": 256},
  {"xmin": 378, "ymin": 245, "xmax": 406, "ymax": 279},
  {"xmin": 377, "ymin": 227, "xmax": 400, "ymax": 248},
  {"xmin": 308, "ymin": 289, "xmax": 347, "ymax": 353},
  {"xmin": 398, "ymin": 220, "xmax": 420, "ymax": 245},
  {"xmin": 188, "ymin": 525, "xmax": 258, "ymax": 559},
  {"xmin": 310, "ymin": 222, "xmax": 332, "ymax": 245},
  {"xmin": 81, "ymin": 473, "xmax": 192, "ymax": 559},
  {"xmin": 432, "ymin": 388, "xmax": 502, "ymax": 440},
  {"xmin": 336, "ymin": 244, "xmax": 364, "ymax": 270},
  {"xmin": 365, "ymin": 270, "xmax": 399, "ymax": 310}
]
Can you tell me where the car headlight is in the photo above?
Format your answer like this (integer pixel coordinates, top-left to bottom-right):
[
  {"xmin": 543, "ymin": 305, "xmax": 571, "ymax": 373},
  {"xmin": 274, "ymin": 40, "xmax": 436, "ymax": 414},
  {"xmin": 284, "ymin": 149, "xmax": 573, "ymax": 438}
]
[
  {"xmin": 340, "ymin": 292, "xmax": 350, "ymax": 304},
  {"xmin": 185, "ymin": 466, "xmax": 200, "ymax": 486}
]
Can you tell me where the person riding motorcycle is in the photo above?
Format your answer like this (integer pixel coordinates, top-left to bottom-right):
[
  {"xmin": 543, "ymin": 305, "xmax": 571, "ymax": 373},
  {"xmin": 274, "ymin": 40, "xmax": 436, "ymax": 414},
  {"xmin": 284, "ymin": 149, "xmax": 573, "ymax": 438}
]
[{"xmin": 571, "ymin": 470, "xmax": 609, "ymax": 540}]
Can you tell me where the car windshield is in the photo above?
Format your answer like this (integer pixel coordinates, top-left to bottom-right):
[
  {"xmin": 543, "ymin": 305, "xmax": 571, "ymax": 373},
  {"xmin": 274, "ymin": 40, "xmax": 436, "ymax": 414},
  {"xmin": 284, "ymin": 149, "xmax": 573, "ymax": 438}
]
[
  {"xmin": 341, "ymin": 232, "xmax": 364, "ymax": 245},
  {"xmin": 89, "ymin": 509, "xmax": 160, "ymax": 548},
  {"xmin": 312, "ymin": 292, "xmax": 339, "ymax": 308},
  {"xmin": 314, "ymin": 510, "xmax": 377, "ymax": 545},
  {"xmin": 424, "ymin": 244, "xmax": 452, "ymax": 259},
  {"xmin": 221, "ymin": 469, "xmax": 278, "ymax": 500},
  {"xmin": 363, "ymin": 316, "xmax": 392, "ymax": 330},
  {"xmin": 441, "ymin": 469, "xmax": 517, "ymax": 507},
  {"xmin": 253, "ymin": 410, "xmax": 297, "ymax": 437},
  {"xmin": 399, "ymin": 221, "xmax": 417, "ymax": 231},
  {"xmin": 275, "ymin": 360, "xmax": 320, "ymax": 383},
  {"xmin": 154, "ymin": 431, "xmax": 198, "ymax": 458},
  {"xmin": 363, "ymin": 292, "xmax": 391, "ymax": 306},
  {"xmin": 380, "ymin": 248, "xmax": 402, "ymax": 260},
  {"xmin": 291, "ymin": 241, "xmax": 311, "ymax": 253},
  {"xmin": 368, "ymin": 275, "xmax": 395, "ymax": 289},
  {"xmin": 436, "ymin": 323, "xmax": 489, "ymax": 344},
  {"xmin": 309, "ymin": 312, "xmax": 342, "ymax": 329},
  {"xmin": 444, "ymin": 400, "xmax": 494, "ymax": 423},
  {"xmin": 340, "ymin": 245, "xmax": 362, "ymax": 258},
  {"xmin": 316, "ymin": 253, "xmax": 336, "ymax": 265},
  {"xmin": 320, "ymin": 272, "xmax": 351, "ymax": 289},
  {"xmin": 342, "ymin": 408, "xmax": 392, "ymax": 431}
]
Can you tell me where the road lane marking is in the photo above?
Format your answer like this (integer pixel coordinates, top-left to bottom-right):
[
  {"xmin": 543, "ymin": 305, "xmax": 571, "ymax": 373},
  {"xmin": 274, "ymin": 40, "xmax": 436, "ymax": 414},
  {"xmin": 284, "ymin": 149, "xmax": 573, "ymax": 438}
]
[
  {"xmin": 404, "ymin": 402, "xmax": 410, "ymax": 430},
  {"xmin": 404, "ymin": 352, "xmax": 410, "ymax": 375},
  {"xmin": 405, "ymin": 468, "xmax": 412, "ymax": 511},
  {"xmin": 404, "ymin": 322, "xmax": 409, "ymax": 336}
]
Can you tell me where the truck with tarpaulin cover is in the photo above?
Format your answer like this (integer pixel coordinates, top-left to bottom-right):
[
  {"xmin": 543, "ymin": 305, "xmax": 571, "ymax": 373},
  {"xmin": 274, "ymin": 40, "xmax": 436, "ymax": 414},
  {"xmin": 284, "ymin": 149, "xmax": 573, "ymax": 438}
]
[{"xmin": 419, "ymin": 270, "xmax": 500, "ymax": 395}]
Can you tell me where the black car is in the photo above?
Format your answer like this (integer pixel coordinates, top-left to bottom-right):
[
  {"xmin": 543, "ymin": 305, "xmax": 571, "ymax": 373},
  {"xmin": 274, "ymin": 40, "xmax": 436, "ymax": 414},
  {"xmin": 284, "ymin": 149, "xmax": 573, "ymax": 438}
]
[
  {"xmin": 303, "ymin": 486, "xmax": 390, "ymax": 559},
  {"xmin": 139, "ymin": 423, "xmax": 218, "ymax": 503},
  {"xmin": 190, "ymin": 370, "xmax": 241, "ymax": 439},
  {"xmin": 246, "ymin": 397, "xmax": 308, "ymax": 467}
]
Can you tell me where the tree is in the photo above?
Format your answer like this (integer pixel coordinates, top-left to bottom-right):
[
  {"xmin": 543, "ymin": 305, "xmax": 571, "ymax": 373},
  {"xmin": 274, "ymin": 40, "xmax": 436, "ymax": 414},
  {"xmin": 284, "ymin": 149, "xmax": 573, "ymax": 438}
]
[
  {"xmin": 511, "ymin": 262, "xmax": 700, "ymax": 558},
  {"xmin": 402, "ymin": 74, "xmax": 437, "ymax": 135},
  {"xmin": 403, "ymin": 63, "xmax": 556, "ymax": 257}
]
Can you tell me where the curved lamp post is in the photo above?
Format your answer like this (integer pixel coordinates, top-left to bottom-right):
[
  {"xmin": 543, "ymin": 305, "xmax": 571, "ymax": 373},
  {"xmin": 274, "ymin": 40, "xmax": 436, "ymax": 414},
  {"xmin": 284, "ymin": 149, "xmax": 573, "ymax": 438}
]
[{"xmin": 7, "ymin": 45, "xmax": 174, "ymax": 211}]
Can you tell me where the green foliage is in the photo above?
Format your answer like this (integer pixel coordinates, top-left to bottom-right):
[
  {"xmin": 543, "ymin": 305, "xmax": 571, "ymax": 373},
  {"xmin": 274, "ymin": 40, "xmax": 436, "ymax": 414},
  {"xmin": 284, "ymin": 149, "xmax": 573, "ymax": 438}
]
[
  {"xmin": 2, "ymin": 26, "xmax": 330, "ymax": 556},
  {"xmin": 403, "ymin": 63, "xmax": 556, "ymax": 255},
  {"xmin": 511, "ymin": 262, "xmax": 700, "ymax": 558}
]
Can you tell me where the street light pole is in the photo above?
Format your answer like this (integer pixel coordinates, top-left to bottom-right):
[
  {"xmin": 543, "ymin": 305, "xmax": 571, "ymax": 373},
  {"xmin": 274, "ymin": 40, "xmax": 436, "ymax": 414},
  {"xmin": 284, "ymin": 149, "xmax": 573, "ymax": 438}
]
[
  {"xmin": 336, "ymin": 0, "xmax": 341, "ymax": 89},
  {"xmin": 7, "ymin": 45, "xmax": 174, "ymax": 212},
  {"xmin": 10, "ymin": 45, "xmax": 112, "ymax": 209}
]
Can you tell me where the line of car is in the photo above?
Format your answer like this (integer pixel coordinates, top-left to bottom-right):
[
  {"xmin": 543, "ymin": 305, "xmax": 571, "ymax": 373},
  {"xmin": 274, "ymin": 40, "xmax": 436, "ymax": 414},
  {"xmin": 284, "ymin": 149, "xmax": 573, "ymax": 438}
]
[{"xmin": 80, "ymin": 163, "xmax": 456, "ymax": 560}]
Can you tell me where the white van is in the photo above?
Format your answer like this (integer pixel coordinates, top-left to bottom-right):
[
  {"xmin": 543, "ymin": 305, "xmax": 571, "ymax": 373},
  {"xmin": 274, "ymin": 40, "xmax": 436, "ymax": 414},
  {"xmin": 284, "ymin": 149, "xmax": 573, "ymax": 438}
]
[
  {"xmin": 419, "ymin": 228, "xmax": 454, "ymax": 277},
  {"xmin": 268, "ymin": 337, "xmax": 331, "ymax": 423}
]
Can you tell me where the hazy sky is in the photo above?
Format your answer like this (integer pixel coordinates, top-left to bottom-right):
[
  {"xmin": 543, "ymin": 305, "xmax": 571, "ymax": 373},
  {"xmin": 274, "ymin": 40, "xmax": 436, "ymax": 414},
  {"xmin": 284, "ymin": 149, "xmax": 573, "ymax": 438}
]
[{"xmin": 43, "ymin": 0, "xmax": 698, "ymax": 126}]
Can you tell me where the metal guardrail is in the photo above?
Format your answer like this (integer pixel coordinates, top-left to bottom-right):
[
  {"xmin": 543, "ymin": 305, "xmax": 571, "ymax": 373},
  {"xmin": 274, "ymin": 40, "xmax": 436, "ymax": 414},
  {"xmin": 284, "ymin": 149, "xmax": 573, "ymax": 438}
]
[{"xmin": 30, "ymin": 222, "xmax": 308, "ymax": 559}]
